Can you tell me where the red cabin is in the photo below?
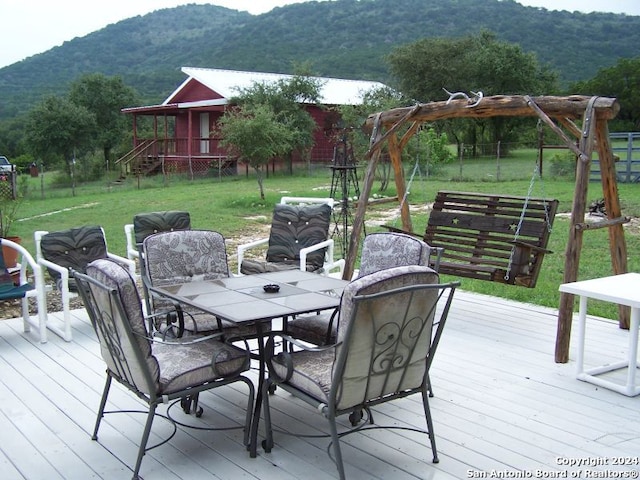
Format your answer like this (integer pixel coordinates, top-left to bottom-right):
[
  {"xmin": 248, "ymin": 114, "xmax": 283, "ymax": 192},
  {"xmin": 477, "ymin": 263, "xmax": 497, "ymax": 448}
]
[{"xmin": 119, "ymin": 67, "xmax": 388, "ymax": 177}]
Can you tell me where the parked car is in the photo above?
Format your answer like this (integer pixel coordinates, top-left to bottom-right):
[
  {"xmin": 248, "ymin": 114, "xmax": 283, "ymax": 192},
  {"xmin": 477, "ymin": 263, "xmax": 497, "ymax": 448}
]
[{"xmin": 0, "ymin": 156, "xmax": 15, "ymax": 173}]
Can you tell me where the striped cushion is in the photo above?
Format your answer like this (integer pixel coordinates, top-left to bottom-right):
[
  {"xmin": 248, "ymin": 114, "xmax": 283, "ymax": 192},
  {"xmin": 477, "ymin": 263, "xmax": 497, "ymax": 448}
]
[
  {"xmin": 40, "ymin": 226, "xmax": 108, "ymax": 290},
  {"xmin": 265, "ymin": 203, "xmax": 332, "ymax": 271},
  {"xmin": 133, "ymin": 211, "xmax": 191, "ymax": 244}
]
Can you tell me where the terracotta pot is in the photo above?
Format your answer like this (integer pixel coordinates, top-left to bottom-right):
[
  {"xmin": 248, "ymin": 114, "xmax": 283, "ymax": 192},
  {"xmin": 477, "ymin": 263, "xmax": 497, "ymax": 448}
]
[{"xmin": 2, "ymin": 236, "xmax": 22, "ymax": 269}]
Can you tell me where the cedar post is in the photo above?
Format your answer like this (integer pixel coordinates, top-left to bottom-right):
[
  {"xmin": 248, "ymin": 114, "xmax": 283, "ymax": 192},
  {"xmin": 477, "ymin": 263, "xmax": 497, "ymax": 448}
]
[
  {"xmin": 344, "ymin": 114, "xmax": 383, "ymax": 280},
  {"xmin": 596, "ymin": 117, "xmax": 630, "ymax": 328},
  {"xmin": 555, "ymin": 99, "xmax": 596, "ymax": 363},
  {"xmin": 388, "ymin": 133, "xmax": 413, "ymax": 233}
]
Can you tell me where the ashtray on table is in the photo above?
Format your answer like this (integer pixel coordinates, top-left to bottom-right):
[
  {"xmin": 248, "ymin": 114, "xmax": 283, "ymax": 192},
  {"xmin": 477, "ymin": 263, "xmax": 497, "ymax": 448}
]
[{"xmin": 263, "ymin": 284, "xmax": 280, "ymax": 293}]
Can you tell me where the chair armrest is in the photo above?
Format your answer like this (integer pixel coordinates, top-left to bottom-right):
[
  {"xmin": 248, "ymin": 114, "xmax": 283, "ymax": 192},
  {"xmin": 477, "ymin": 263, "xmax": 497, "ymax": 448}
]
[
  {"xmin": 430, "ymin": 246, "xmax": 445, "ymax": 272},
  {"xmin": 299, "ymin": 238, "xmax": 345, "ymax": 277},
  {"xmin": 4, "ymin": 238, "xmax": 40, "ymax": 284},
  {"xmin": 511, "ymin": 240, "xmax": 553, "ymax": 254},
  {"xmin": 33, "ymin": 230, "xmax": 49, "ymax": 260},
  {"xmin": 37, "ymin": 257, "xmax": 70, "ymax": 286},
  {"xmin": 106, "ymin": 252, "xmax": 137, "ymax": 278},
  {"xmin": 124, "ymin": 224, "xmax": 139, "ymax": 261},
  {"xmin": 236, "ymin": 237, "xmax": 269, "ymax": 275},
  {"xmin": 264, "ymin": 331, "xmax": 339, "ymax": 383}
]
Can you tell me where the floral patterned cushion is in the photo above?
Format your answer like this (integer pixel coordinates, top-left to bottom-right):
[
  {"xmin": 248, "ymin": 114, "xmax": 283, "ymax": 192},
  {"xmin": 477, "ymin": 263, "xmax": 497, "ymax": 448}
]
[
  {"xmin": 143, "ymin": 230, "xmax": 265, "ymax": 336},
  {"xmin": 357, "ymin": 232, "xmax": 431, "ymax": 277},
  {"xmin": 144, "ymin": 229, "xmax": 229, "ymax": 285},
  {"xmin": 86, "ymin": 259, "xmax": 160, "ymax": 394},
  {"xmin": 85, "ymin": 258, "xmax": 250, "ymax": 397},
  {"xmin": 153, "ymin": 340, "xmax": 249, "ymax": 395},
  {"xmin": 286, "ymin": 233, "xmax": 432, "ymax": 345},
  {"xmin": 273, "ymin": 266, "xmax": 440, "ymax": 410}
]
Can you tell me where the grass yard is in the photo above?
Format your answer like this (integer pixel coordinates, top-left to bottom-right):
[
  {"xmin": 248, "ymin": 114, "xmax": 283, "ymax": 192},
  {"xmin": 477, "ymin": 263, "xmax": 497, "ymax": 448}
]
[{"xmin": 11, "ymin": 155, "xmax": 640, "ymax": 322}]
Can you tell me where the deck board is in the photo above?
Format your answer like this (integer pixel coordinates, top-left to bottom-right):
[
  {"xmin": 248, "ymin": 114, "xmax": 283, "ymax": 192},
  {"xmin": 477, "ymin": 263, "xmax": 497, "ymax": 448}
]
[{"xmin": 1, "ymin": 290, "xmax": 640, "ymax": 480}]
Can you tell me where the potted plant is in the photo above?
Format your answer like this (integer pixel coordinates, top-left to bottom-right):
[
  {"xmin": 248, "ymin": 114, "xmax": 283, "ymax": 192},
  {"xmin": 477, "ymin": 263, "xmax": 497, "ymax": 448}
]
[{"xmin": 0, "ymin": 175, "xmax": 26, "ymax": 268}]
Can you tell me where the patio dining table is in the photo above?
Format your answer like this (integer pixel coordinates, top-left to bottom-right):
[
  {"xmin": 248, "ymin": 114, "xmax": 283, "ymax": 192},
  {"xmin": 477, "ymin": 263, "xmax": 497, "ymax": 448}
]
[{"xmin": 149, "ymin": 269, "xmax": 349, "ymax": 457}]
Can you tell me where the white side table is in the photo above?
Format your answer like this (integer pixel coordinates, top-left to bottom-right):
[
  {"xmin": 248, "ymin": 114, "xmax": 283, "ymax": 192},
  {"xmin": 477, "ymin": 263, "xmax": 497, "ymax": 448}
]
[{"xmin": 559, "ymin": 273, "xmax": 640, "ymax": 396}]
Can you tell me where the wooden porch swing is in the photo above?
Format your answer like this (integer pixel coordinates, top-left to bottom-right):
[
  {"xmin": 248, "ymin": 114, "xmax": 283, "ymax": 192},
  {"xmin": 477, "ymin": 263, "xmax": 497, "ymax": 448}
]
[
  {"xmin": 345, "ymin": 94, "xmax": 627, "ymax": 363},
  {"xmin": 385, "ymin": 189, "xmax": 559, "ymax": 288}
]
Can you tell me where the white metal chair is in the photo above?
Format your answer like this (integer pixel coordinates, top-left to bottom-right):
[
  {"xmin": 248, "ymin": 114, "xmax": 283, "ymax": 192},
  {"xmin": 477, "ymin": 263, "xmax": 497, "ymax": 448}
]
[
  {"xmin": 0, "ymin": 238, "xmax": 48, "ymax": 343},
  {"xmin": 34, "ymin": 225, "xmax": 135, "ymax": 341},
  {"xmin": 261, "ymin": 265, "xmax": 459, "ymax": 479},
  {"xmin": 73, "ymin": 258, "xmax": 254, "ymax": 480},
  {"xmin": 237, "ymin": 196, "xmax": 344, "ymax": 277}
]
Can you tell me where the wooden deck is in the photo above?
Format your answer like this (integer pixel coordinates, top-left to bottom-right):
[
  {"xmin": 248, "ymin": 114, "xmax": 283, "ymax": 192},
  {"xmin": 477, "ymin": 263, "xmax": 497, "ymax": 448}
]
[{"xmin": 1, "ymin": 290, "xmax": 639, "ymax": 480}]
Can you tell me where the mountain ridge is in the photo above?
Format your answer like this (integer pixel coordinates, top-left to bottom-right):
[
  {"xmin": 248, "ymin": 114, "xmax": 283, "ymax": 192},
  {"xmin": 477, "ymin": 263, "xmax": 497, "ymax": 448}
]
[{"xmin": 1, "ymin": 0, "xmax": 638, "ymax": 121}]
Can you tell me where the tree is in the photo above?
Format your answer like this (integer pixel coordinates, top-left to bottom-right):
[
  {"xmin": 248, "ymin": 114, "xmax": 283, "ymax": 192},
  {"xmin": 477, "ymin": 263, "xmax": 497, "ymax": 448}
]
[
  {"xmin": 25, "ymin": 96, "xmax": 96, "ymax": 181},
  {"xmin": 570, "ymin": 57, "xmax": 640, "ymax": 131},
  {"xmin": 218, "ymin": 104, "xmax": 293, "ymax": 200},
  {"xmin": 230, "ymin": 74, "xmax": 321, "ymax": 173},
  {"xmin": 68, "ymin": 73, "xmax": 138, "ymax": 169},
  {"xmin": 218, "ymin": 75, "xmax": 321, "ymax": 198},
  {"xmin": 337, "ymin": 85, "xmax": 409, "ymax": 191},
  {"xmin": 386, "ymin": 31, "xmax": 559, "ymax": 152}
]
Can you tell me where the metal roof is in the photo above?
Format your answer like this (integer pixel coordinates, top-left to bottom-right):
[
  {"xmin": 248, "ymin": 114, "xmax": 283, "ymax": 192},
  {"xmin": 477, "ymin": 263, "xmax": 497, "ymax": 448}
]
[{"xmin": 165, "ymin": 67, "xmax": 388, "ymax": 106}]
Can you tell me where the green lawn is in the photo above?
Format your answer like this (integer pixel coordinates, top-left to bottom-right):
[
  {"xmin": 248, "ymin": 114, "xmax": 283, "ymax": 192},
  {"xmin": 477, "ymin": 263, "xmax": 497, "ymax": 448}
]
[{"xmin": 12, "ymin": 159, "xmax": 640, "ymax": 321}]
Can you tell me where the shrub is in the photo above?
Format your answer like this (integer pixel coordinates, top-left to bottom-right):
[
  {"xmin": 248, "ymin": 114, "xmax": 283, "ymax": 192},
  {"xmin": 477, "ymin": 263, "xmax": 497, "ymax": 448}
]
[{"xmin": 549, "ymin": 151, "xmax": 576, "ymax": 179}]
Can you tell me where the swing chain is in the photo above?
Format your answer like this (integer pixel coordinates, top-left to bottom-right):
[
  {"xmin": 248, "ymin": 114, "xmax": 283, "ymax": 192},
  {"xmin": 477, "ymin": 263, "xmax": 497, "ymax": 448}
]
[{"xmin": 504, "ymin": 130, "xmax": 552, "ymax": 281}]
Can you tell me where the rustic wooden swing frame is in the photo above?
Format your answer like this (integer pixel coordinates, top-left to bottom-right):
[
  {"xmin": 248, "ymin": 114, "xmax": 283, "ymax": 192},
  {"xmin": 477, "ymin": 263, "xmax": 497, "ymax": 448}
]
[{"xmin": 346, "ymin": 95, "xmax": 627, "ymax": 363}]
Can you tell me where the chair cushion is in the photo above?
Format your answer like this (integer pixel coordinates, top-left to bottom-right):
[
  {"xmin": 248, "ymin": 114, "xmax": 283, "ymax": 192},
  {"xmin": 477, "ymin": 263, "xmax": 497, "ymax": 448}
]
[
  {"xmin": 240, "ymin": 259, "xmax": 300, "ymax": 275},
  {"xmin": 265, "ymin": 203, "xmax": 332, "ymax": 271},
  {"xmin": 287, "ymin": 233, "xmax": 431, "ymax": 346},
  {"xmin": 358, "ymin": 232, "xmax": 431, "ymax": 277},
  {"xmin": 133, "ymin": 211, "xmax": 191, "ymax": 244},
  {"xmin": 276, "ymin": 266, "xmax": 440, "ymax": 410},
  {"xmin": 86, "ymin": 259, "xmax": 161, "ymax": 393},
  {"xmin": 286, "ymin": 310, "xmax": 337, "ymax": 345},
  {"xmin": 142, "ymin": 230, "xmax": 267, "ymax": 337},
  {"xmin": 271, "ymin": 348, "xmax": 336, "ymax": 402},
  {"xmin": 0, "ymin": 244, "xmax": 34, "ymax": 299},
  {"xmin": 144, "ymin": 230, "xmax": 230, "ymax": 285},
  {"xmin": 40, "ymin": 226, "xmax": 108, "ymax": 284},
  {"xmin": 153, "ymin": 339, "xmax": 249, "ymax": 395}
]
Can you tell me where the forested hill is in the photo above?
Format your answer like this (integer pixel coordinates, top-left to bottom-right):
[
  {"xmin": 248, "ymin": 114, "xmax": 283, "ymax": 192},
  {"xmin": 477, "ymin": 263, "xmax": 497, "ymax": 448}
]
[{"xmin": 1, "ymin": 0, "xmax": 639, "ymax": 121}]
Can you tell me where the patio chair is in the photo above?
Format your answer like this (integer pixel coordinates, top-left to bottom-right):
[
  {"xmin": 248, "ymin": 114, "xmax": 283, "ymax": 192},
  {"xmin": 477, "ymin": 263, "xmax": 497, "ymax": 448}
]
[
  {"xmin": 0, "ymin": 238, "xmax": 48, "ymax": 343},
  {"xmin": 34, "ymin": 225, "xmax": 135, "ymax": 341},
  {"xmin": 261, "ymin": 265, "xmax": 459, "ymax": 480},
  {"xmin": 286, "ymin": 232, "xmax": 443, "ymax": 346},
  {"xmin": 142, "ymin": 229, "xmax": 264, "ymax": 339},
  {"xmin": 124, "ymin": 210, "xmax": 191, "ymax": 268},
  {"xmin": 73, "ymin": 258, "xmax": 254, "ymax": 480},
  {"xmin": 237, "ymin": 196, "xmax": 345, "ymax": 277},
  {"xmin": 124, "ymin": 210, "xmax": 191, "ymax": 315}
]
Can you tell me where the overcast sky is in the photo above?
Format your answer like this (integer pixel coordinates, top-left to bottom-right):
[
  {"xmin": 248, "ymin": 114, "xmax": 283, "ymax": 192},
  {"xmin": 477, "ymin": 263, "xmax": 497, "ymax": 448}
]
[{"xmin": 2, "ymin": 0, "xmax": 639, "ymax": 69}]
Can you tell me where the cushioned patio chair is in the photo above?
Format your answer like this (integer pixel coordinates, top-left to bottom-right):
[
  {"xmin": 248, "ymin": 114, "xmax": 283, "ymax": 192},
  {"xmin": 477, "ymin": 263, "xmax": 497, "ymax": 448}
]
[
  {"xmin": 142, "ymin": 229, "xmax": 264, "ymax": 339},
  {"xmin": 124, "ymin": 210, "xmax": 191, "ymax": 313},
  {"xmin": 73, "ymin": 258, "xmax": 254, "ymax": 480},
  {"xmin": 124, "ymin": 210, "xmax": 191, "ymax": 270},
  {"xmin": 286, "ymin": 232, "xmax": 443, "ymax": 346},
  {"xmin": 0, "ymin": 238, "xmax": 48, "ymax": 343},
  {"xmin": 237, "ymin": 197, "xmax": 344, "ymax": 277},
  {"xmin": 34, "ymin": 225, "xmax": 135, "ymax": 341},
  {"xmin": 261, "ymin": 265, "xmax": 459, "ymax": 480}
]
